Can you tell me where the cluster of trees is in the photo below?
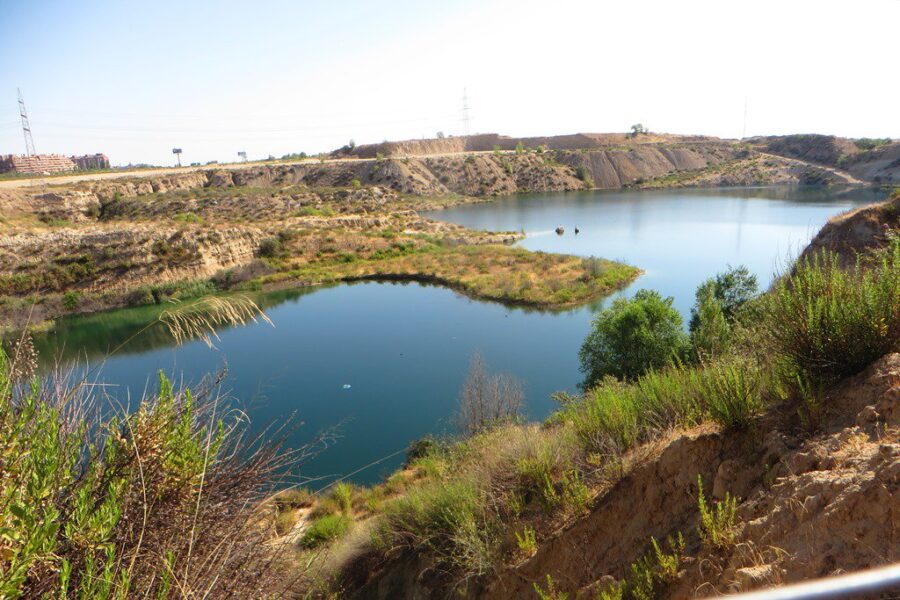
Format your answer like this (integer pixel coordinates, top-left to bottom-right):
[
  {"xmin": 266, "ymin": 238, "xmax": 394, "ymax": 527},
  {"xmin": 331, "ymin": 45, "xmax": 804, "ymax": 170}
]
[{"xmin": 579, "ymin": 266, "xmax": 758, "ymax": 388}]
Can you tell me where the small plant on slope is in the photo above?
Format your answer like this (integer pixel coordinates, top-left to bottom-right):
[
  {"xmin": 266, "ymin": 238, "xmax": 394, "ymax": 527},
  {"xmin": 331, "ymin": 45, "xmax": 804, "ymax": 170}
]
[{"xmin": 697, "ymin": 474, "xmax": 738, "ymax": 550}]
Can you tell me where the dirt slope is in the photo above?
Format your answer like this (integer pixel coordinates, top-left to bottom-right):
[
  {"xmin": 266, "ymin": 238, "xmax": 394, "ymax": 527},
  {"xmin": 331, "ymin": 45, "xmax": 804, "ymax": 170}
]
[
  {"xmin": 337, "ymin": 133, "xmax": 724, "ymax": 159},
  {"xmin": 351, "ymin": 354, "xmax": 900, "ymax": 599},
  {"xmin": 752, "ymin": 134, "xmax": 900, "ymax": 184},
  {"xmin": 799, "ymin": 191, "xmax": 899, "ymax": 266}
]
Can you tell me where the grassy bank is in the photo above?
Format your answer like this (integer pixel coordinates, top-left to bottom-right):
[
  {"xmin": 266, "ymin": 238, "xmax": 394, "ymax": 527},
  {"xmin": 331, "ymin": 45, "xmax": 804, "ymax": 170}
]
[{"xmin": 255, "ymin": 243, "xmax": 640, "ymax": 308}]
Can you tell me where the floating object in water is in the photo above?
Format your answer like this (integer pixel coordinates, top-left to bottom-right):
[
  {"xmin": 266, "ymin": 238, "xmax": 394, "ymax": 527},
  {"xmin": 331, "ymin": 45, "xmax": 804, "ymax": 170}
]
[
  {"xmin": 574, "ymin": 227, "xmax": 580, "ymax": 235},
  {"xmin": 555, "ymin": 226, "xmax": 565, "ymax": 235},
  {"xmin": 342, "ymin": 384, "xmax": 352, "ymax": 389}
]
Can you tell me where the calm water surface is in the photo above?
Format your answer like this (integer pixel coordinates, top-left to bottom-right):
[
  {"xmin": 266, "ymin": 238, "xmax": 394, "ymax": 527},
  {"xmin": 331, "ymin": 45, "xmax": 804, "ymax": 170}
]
[{"xmin": 33, "ymin": 186, "xmax": 885, "ymax": 486}]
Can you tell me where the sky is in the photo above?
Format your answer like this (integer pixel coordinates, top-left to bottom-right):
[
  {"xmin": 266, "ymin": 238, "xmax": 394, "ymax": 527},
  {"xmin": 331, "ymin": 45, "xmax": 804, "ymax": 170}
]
[{"xmin": 1, "ymin": 0, "xmax": 898, "ymax": 166}]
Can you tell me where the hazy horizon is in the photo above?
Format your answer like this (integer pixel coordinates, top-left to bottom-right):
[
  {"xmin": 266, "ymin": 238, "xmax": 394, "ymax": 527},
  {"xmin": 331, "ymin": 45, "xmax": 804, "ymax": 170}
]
[{"xmin": 2, "ymin": 0, "xmax": 898, "ymax": 166}]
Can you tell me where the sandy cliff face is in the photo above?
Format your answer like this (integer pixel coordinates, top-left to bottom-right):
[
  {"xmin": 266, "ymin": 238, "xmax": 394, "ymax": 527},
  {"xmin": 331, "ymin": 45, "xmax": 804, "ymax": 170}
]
[
  {"xmin": 0, "ymin": 224, "xmax": 265, "ymax": 292},
  {"xmin": 799, "ymin": 192, "xmax": 899, "ymax": 266}
]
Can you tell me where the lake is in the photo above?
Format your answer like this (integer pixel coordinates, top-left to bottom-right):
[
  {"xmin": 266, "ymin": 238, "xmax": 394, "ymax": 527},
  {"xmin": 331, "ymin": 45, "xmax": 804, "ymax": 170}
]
[{"xmin": 32, "ymin": 185, "xmax": 885, "ymax": 486}]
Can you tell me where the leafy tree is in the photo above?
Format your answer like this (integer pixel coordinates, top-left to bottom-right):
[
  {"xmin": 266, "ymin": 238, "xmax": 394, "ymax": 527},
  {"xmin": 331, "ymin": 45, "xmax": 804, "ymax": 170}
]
[
  {"xmin": 690, "ymin": 287, "xmax": 730, "ymax": 358},
  {"xmin": 579, "ymin": 290, "xmax": 688, "ymax": 388},
  {"xmin": 689, "ymin": 266, "xmax": 758, "ymax": 332},
  {"xmin": 629, "ymin": 123, "xmax": 648, "ymax": 137}
]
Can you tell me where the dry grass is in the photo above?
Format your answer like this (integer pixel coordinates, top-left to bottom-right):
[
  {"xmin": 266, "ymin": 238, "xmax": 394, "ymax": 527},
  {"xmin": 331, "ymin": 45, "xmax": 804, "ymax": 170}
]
[
  {"xmin": 260, "ymin": 243, "xmax": 639, "ymax": 307},
  {"xmin": 159, "ymin": 294, "xmax": 274, "ymax": 347}
]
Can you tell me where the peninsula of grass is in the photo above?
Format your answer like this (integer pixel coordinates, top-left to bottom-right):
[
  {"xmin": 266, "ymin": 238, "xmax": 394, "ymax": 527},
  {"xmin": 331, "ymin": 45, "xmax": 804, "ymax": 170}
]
[{"xmin": 253, "ymin": 243, "xmax": 640, "ymax": 308}]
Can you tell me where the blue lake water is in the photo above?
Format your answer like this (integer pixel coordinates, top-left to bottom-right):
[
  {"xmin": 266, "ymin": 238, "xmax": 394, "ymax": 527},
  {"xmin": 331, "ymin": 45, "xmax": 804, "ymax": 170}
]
[{"xmin": 33, "ymin": 186, "xmax": 885, "ymax": 486}]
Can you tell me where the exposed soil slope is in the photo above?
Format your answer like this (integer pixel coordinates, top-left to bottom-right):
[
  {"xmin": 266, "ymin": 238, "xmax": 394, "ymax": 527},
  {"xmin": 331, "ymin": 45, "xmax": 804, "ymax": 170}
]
[
  {"xmin": 336, "ymin": 133, "xmax": 724, "ymax": 159},
  {"xmin": 799, "ymin": 190, "xmax": 899, "ymax": 266},
  {"xmin": 482, "ymin": 354, "xmax": 899, "ymax": 598},
  {"xmin": 752, "ymin": 134, "xmax": 900, "ymax": 184}
]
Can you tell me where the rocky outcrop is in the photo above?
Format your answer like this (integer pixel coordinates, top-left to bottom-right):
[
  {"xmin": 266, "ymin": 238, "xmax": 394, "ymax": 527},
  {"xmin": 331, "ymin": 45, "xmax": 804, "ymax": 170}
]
[
  {"xmin": 799, "ymin": 192, "xmax": 899, "ymax": 266},
  {"xmin": 3, "ymin": 145, "xmax": 744, "ymax": 217},
  {"xmin": 0, "ymin": 224, "xmax": 264, "ymax": 292}
]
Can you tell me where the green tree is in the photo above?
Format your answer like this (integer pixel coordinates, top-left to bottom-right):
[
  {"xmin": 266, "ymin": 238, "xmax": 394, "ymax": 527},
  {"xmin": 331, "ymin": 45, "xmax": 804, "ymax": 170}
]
[
  {"xmin": 629, "ymin": 123, "xmax": 647, "ymax": 138},
  {"xmin": 689, "ymin": 266, "xmax": 758, "ymax": 332},
  {"xmin": 690, "ymin": 287, "xmax": 730, "ymax": 358},
  {"xmin": 579, "ymin": 290, "xmax": 688, "ymax": 388}
]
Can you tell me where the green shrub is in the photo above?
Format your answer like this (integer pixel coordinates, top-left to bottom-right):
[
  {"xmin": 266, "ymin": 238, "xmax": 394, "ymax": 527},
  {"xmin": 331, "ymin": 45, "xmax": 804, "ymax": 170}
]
[
  {"xmin": 300, "ymin": 514, "xmax": 351, "ymax": 548},
  {"xmin": 574, "ymin": 165, "xmax": 594, "ymax": 188},
  {"xmin": 699, "ymin": 361, "xmax": 764, "ymax": 429},
  {"xmin": 515, "ymin": 525, "xmax": 537, "ymax": 554},
  {"xmin": 258, "ymin": 237, "xmax": 284, "ymax": 258},
  {"xmin": 173, "ymin": 212, "xmax": 204, "ymax": 225},
  {"xmin": 534, "ymin": 575, "xmax": 568, "ymax": 600},
  {"xmin": 579, "ymin": 290, "xmax": 689, "ymax": 387},
  {"xmin": 62, "ymin": 290, "xmax": 80, "ymax": 310},
  {"xmin": 690, "ymin": 286, "xmax": 731, "ymax": 358},
  {"xmin": 380, "ymin": 476, "xmax": 496, "ymax": 573},
  {"xmin": 350, "ymin": 177, "xmax": 362, "ymax": 189},
  {"xmin": 697, "ymin": 475, "xmax": 737, "ymax": 550},
  {"xmin": 570, "ymin": 363, "xmax": 704, "ymax": 460},
  {"xmin": 604, "ymin": 533, "xmax": 684, "ymax": 600},
  {"xmin": 689, "ymin": 265, "xmax": 758, "ymax": 332},
  {"xmin": 331, "ymin": 482, "xmax": 355, "ymax": 514},
  {"xmin": 765, "ymin": 244, "xmax": 899, "ymax": 383},
  {"xmin": 571, "ymin": 381, "xmax": 641, "ymax": 457},
  {"xmin": 0, "ymin": 362, "xmax": 287, "ymax": 598}
]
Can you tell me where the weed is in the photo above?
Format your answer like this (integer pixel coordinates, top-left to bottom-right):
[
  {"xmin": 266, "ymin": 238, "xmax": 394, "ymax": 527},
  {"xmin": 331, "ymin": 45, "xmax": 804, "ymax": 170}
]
[
  {"xmin": 699, "ymin": 360, "xmax": 764, "ymax": 429},
  {"xmin": 697, "ymin": 475, "xmax": 738, "ymax": 550},
  {"xmin": 765, "ymin": 244, "xmax": 899, "ymax": 384},
  {"xmin": 515, "ymin": 525, "xmax": 537, "ymax": 555},
  {"xmin": 61, "ymin": 290, "xmax": 80, "ymax": 310},
  {"xmin": 331, "ymin": 482, "xmax": 355, "ymax": 514},
  {"xmin": 301, "ymin": 514, "xmax": 351, "ymax": 548},
  {"xmin": 533, "ymin": 574, "xmax": 568, "ymax": 600}
]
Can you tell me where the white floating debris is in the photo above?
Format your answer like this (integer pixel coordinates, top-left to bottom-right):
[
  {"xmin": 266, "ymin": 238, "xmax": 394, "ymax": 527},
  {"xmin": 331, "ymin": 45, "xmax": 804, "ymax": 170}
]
[{"xmin": 342, "ymin": 384, "xmax": 352, "ymax": 389}]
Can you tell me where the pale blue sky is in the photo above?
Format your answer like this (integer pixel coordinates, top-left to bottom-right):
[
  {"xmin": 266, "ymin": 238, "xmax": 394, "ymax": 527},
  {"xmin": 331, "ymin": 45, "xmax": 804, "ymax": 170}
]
[{"xmin": 1, "ymin": 0, "xmax": 898, "ymax": 166}]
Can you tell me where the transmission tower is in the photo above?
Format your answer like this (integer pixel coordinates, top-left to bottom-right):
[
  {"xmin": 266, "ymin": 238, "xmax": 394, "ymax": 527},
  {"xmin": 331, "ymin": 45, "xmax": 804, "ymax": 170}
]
[
  {"xmin": 18, "ymin": 88, "xmax": 36, "ymax": 156},
  {"xmin": 460, "ymin": 88, "xmax": 471, "ymax": 138},
  {"xmin": 742, "ymin": 96, "xmax": 748, "ymax": 140}
]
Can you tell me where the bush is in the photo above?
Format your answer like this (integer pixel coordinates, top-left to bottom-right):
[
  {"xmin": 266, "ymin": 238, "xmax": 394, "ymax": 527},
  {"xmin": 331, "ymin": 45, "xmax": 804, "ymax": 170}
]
[
  {"xmin": 689, "ymin": 265, "xmax": 758, "ymax": 332},
  {"xmin": 690, "ymin": 287, "xmax": 730, "ymax": 358},
  {"xmin": 575, "ymin": 166, "xmax": 594, "ymax": 188},
  {"xmin": 258, "ymin": 237, "xmax": 283, "ymax": 258},
  {"xmin": 61, "ymin": 290, "xmax": 80, "ymax": 310},
  {"xmin": 699, "ymin": 360, "xmax": 764, "ymax": 429},
  {"xmin": 579, "ymin": 290, "xmax": 689, "ymax": 387},
  {"xmin": 404, "ymin": 436, "xmax": 438, "ymax": 466},
  {"xmin": 300, "ymin": 514, "xmax": 351, "ymax": 548},
  {"xmin": 697, "ymin": 475, "xmax": 738, "ymax": 550},
  {"xmin": 570, "ymin": 364, "xmax": 703, "ymax": 459},
  {"xmin": 765, "ymin": 244, "xmax": 899, "ymax": 383},
  {"xmin": 0, "ymin": 360, "xmax": 296, "ymax": 598},
  {"xmin": 380, "ymin": 476, "xmax": 496, "ymax": 573},
  {"xmin": 331, "ymin": 482, "xmax": 355, "ymax": 514}
]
